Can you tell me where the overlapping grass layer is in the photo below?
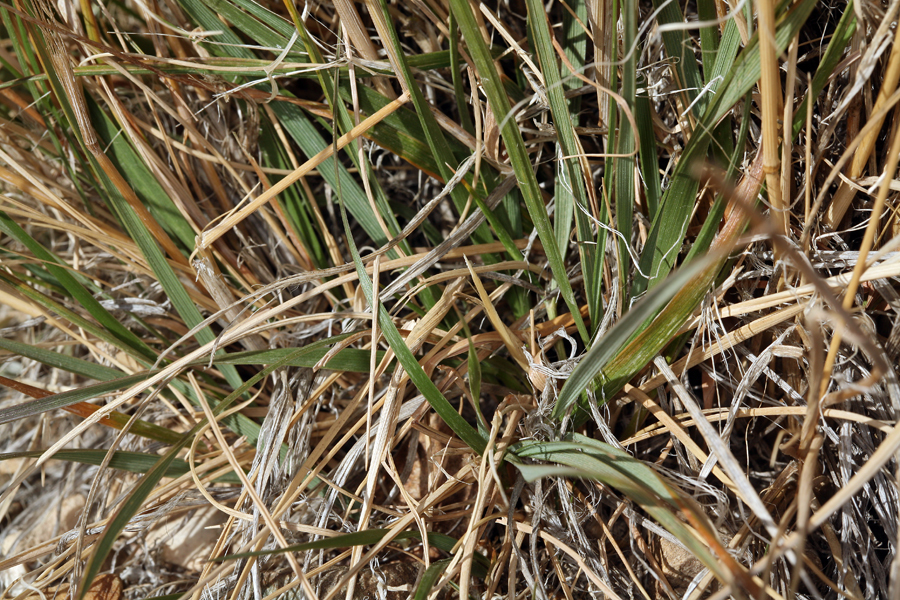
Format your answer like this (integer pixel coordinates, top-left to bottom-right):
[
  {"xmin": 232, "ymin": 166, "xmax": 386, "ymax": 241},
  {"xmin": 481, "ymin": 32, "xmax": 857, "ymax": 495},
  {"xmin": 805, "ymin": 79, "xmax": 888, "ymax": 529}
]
[{"xmin": 2, "ymin": 0, "xmax": 900, "ymax": 598}]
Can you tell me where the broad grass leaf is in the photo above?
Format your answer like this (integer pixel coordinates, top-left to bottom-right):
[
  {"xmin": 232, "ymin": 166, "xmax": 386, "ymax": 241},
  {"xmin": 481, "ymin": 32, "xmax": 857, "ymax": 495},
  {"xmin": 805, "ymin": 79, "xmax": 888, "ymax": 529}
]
[
  {"xmin": 633, "ymin": 0, "xmax": 818, "ymax": 296},
  {"xmin": 413, "ymin": 559, "xmax": 452, "ymax": 600},
  {"xmin": 552, "ymin": 251, "xmax": 717, "ymax": 420}
]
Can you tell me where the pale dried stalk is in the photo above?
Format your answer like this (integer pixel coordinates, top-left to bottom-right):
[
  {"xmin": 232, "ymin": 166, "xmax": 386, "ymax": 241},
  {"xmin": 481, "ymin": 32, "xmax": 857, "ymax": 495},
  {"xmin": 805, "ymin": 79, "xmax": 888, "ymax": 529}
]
[
  {"xmin": 757, "ymin": 0, "xmax": 787, "ymax": 252},
  {"xmin": 624, "ymin": 384, "xmax": 742, "ymax": 496},
  {"xmin": 749, "ymin": 414, "xmax": 900, "ymax": 585},
  {"xmin": 622, "ymin": 406, "xmax": 894, "ymax": 445},
  {"xmin": 194, "ymin": 92, "xmax": 410, "ymax": 255},
  {"xmin": 653, "ymin": 357, "xmax": 780, "ymax": 539},
  {"xmin": 498, "ymin": 518, "xmax": 627, "ymax": 600},
  {"xmin": 448, "ymin": 414, "xmax": 504, "ymax": 600},
  {"xmin": 678, "ymin": 258, "xmax": 900, "ymax": 330},
  {"xmin": 819, "ymin": 98, "xmax": 900, "ymax": 397},
  {"xmin": 465, "ymin": 257, "xmax": 530, "ymax": 372},
  {"xmin": 781, "ymin": 37, "xmax": 799, "ymax": 237},
  {"xmin": 825, "ymin": 16, "xmax": 900, "ymax": 228},
  {"xmin": 656, "ymin": 303, "xmax": 806, "ymax": 392}
]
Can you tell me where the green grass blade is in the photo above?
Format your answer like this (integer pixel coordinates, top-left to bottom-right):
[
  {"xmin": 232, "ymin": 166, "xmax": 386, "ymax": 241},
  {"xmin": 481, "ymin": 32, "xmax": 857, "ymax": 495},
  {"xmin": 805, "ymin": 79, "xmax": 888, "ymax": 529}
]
[
  {"xmin": 703, "ymin": 0, "xmax": 819, "ymax": 132},
  {"xmin": 585, "ymin": 156, "xmax": 763, "ymax": 411},
  {"xmin": 371, "ymin": 0, "xmax": 520, "ymax": 284},
  {"xmin": 0, "ymin": 449, "xmax": 241, "ymax": 484},
  {"xmin": 200, "ymin": 0, "xmax": 293, "ymax": 51},
  {"xmin": 338, "ymin": 176, "xmax": 486, "ymax": 454},
  {"xmin": 791, "ymin": 1, "xmax": 856, "ymax": 138},
  {"xmin": 0, "ymin": 339, "xmax": 372, "ymax": 439},
  {"xmin": 682, "ymin": 97, "xmax": 751, "ymax": 268},
  {"xmin": 209, "ymin": 346, "xmax": 383, "ymax": 372},
  {"xmin": 524, "ymin": 0, "xmax": 599, "ymax": 327},
  {"xmin": 0, "ymin": 375, "xmax": 183, "ymax": 445},
  {"xmin": 552, "ymin": 251, "xmax": 717, "ymax": 419},
  {"xmin": 650, "ymin": 0, "xmax": 707, "ymax": 118},
  {"xmin": 75, "ymin": 346, "xmax": 309, "ymax": 600},
  {"xmin": 633, "ymin": 0, "xmax": 817, "ymax": 296},
  {"xmin": 86, "ymin": 98, "xmax": 196, "ymax": 250},
  {"xmin": 19, "ymin": 8, "xmax": 246, "ymax": 395},
  {"xmin": 448, "ymin": 0, "xmax": 588, "ymax": 342},
  {"xmin": 373, "ymin": 0, "xmax": 474, "ymax": 216},
  {"xmin": 413, "ymin": 559, "xmax": 452, "ymax": 600},
  {"xmin": 175, "ymin": 0, "xmax": 256, "ymax": 59},
  {"xmin": 336, "ymin": 83, "xmax": 445, "ymax": 178},
  {"xmin": 268, "ymin": 102, "xmax": 394, "ymax": 246},
  {"xmin": 706, "ymin": 26, "xmax": 740, "ymax": 165},
  {"xmin": 288, "ymin": 15, "xmax": 408, "ymax": 255},
  {"xmin": 561, "ymin": 0, "xmax": 589, "ymax": 98},
  {"xmin": 462, "ymin": 318, "xmax": 488, "ymax": 437},
  {"xmin": 177, "ymin": 0, "xmax": 416, "ymax": 265},
  {"xmin": 0, "ymin": 334, "xmax": 124, "ymax": 381},
  {"xmin": 511, "ymin": 438, "xmax": 731, "ymax": 584},
  {"xmin": 86, "ymin": 151, "xmax": 244, "ymax": 393},
  {"xmin": 635, "ymin": 88, "xmax": 662, "ymax": 221},
  {"xmin": 258, "ymin": 122, "xmax": 329, "ymax": 268},
  {"xmin": 0, "ymin": 271, "xmax": 158, "ymax": 365},
  {"xmin": 449, "ymin": 13, "xmax": 474, "ymax": 136},
  {"xmin": 175, "ymin": 0, "xmax": 408, "ymax": 256},
  {"xmin": 0, "ymin": 213, "xmax": 157, "ymax": 362},
  {"xmin": 698, "ymin": 0, "xmax": 720, "ymax": 82},
  {"xmin": 0, "ymin": 372, "xmax": 159, "ymax": 426}
]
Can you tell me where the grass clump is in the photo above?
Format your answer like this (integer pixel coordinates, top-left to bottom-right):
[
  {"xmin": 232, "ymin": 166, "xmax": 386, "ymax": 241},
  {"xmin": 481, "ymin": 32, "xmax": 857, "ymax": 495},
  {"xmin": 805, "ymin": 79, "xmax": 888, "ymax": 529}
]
[{"xmin": 1, "ymin": 0, "xmax": 900, "ymax": 598}]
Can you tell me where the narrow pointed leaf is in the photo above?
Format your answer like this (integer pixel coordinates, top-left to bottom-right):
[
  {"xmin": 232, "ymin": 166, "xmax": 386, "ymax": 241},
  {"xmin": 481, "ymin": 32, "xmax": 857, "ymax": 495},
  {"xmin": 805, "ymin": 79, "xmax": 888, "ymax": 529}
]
[{"xmin": 0, "ymin": 449, "xmax": 241, "ymax": 484}]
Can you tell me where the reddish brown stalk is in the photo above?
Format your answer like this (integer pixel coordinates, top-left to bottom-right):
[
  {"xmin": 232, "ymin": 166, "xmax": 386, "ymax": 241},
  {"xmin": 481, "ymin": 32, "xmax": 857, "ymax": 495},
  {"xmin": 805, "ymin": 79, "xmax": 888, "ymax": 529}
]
[
  {"xmin": 0, "ymin": 374, "xmax": 123, "ymax": 431},
  {"xmin": 37, "ymin": 28, "xmax": 188, "ymax": 266},
  {"xmin": 712, "ymin": 151, "xmax": 766, "ymax": 250}
]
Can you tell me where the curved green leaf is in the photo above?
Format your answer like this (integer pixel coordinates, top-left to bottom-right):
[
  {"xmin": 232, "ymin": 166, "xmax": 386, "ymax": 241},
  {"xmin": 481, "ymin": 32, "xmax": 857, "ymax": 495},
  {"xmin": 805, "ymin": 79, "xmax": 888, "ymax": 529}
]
[
  {"xmin": 552, "ymin": 251, "xmax": 716, "ymax": 419},
  {"xmin": 512, "ymin": 436, "xmax": 731, "ymax": 585}
]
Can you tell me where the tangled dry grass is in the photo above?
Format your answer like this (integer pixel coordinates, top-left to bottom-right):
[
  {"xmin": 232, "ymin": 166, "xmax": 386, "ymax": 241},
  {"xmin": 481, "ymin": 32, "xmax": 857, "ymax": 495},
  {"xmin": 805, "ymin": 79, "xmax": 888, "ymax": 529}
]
[{"xmin": 2, "ymin": 0, "xmax": 900, "ymax": 598}]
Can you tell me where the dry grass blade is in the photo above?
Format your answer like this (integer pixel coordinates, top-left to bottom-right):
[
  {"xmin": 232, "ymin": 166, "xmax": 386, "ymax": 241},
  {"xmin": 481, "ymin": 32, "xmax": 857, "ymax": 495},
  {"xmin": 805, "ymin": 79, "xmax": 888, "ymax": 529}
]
[
  {"xmin": 652, "ymin": 357, "xmax": 779, "ymax": 538},
  {"xmin": 824, "ymin": 8, "xmax": 900, "ymax": 228},
  {"xmin": 464, "ymin": 257, "xmax": 529, "ymax": 373},
  {"xmin": 194, "ymin": 91, "xmax": 410, "ymax": 255},
  {"xmin": 4, "ymin": 0, "xmax": 900, "ymax": 598},
  {"xmin": 818, "ymin": 97, "xmax": 900, "ymax": 396}
]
